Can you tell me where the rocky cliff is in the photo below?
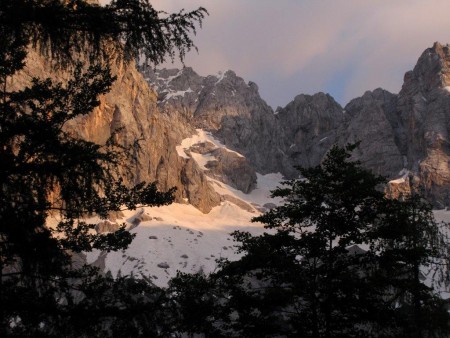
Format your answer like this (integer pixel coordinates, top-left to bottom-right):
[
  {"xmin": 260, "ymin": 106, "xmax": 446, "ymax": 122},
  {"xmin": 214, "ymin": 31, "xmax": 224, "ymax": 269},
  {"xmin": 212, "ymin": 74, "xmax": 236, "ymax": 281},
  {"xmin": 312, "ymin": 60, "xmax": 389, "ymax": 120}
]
[
  {"xmin": 18, "ymin": 41, "xmax": 450, "ymax": 211},
  {"xmin": 275, "ymin": 92, "xmax": 344, "ymax": 174},
  {"xmin": 393, "ymin": 42, "xmax": 450, "ymax": 207},
  {"xmin": 141, "ymin": 67, "xmax": 292, "ymax": 177},
  {"xmin": 336, "ymin": 42, "xmax": 450, "ymax": 207},
  {"xmin": 338, "ymin": 88, "xmax": 403, "ymax": 178},
  {"xmin": 14, "ymin": 48, "xmax": 223, "ymax": 213},
  {"xmin": 141, "ymin": 42, "xmax": 450, "ymax": 208}
]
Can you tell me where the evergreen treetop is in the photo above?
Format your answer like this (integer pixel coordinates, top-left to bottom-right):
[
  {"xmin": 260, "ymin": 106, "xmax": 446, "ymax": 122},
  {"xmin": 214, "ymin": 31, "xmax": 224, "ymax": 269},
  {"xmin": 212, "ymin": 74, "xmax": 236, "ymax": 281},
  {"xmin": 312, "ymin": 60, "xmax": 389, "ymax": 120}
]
[{"xmin": 1, "ymin": 0, "xmax": 207, "ymax": 66}]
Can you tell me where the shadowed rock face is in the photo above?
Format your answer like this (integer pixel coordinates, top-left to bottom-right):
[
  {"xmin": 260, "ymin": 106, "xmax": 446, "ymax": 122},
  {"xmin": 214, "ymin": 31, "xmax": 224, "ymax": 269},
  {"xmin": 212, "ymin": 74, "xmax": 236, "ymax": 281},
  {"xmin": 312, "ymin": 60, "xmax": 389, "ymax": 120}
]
[
  {"xmin": 141, "ymin": 67, "xmax": 293, "ymax": 177},
  {"xmin": 188, "ymin": 142, "xmax": 257, "ymax": 193},
  {"xmin": 275, "ymin": 92, "xmax": 344, "ymax": 173},
  {"xmin": 339, "ymin": 88, "xmax": 403, "ymax": 178},
  {"xmin": 143, "ymin": 42, "xmax": 450, "ymax": 208}
]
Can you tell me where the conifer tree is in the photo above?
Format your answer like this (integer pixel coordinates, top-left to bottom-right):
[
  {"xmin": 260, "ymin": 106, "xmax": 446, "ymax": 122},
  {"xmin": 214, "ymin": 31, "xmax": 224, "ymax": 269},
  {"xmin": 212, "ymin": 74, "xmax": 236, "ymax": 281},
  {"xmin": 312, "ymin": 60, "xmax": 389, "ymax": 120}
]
[
  {"xmin": 371, "ymin": 194, "xmax": 450, "ymax": 337},
  {"xmin": 195, "ymin": 145, "xmax": 450, "ymax": 338},
  {"xmin": 229, "ymin": 144, "xmax": 388, "ymax": 337},
  {"xmin": 0, "ymin": 0, "xmax": 206, "ymax": 335}
]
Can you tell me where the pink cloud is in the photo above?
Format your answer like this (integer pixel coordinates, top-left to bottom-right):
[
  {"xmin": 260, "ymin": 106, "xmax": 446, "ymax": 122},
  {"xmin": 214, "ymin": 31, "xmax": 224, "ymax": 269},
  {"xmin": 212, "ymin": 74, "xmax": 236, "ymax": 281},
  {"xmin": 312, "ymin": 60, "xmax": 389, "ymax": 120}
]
[{"xmin": 100, "ymin": 1, "xmax": 450, "ymax": 107}]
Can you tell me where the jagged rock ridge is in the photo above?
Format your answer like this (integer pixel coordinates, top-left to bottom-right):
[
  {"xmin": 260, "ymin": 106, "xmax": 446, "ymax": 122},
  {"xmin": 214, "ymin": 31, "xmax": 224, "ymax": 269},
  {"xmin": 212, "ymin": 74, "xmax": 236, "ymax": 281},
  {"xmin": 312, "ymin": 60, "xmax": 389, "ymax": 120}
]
[
  {"xmin": 141, "ymin": 67, "xmax": 293, "ymax": 177},
  {"xmin": 140, "ymin": 42, "xmax": 450, "ymax": 208},
  {"xmin": 17, "ymin": 42, "xmax": 450, "ymax": 211}
]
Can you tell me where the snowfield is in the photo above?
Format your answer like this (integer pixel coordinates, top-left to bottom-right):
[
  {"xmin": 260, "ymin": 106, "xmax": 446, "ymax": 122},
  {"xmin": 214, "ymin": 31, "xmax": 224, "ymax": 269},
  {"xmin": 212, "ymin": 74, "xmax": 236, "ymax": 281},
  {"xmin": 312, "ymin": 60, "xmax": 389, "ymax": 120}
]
[{"xmin": 85, "ymin": 169, "xmax": 284, "ymax": 287}]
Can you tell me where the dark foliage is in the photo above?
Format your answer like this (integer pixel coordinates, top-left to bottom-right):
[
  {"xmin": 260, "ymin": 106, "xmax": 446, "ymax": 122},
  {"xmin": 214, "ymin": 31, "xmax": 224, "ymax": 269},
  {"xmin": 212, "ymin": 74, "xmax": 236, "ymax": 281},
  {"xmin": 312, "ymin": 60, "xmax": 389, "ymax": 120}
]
[
  {"xmin": 171, "ymin": 145, "xmax": 450, "ymax": 338},
  {"xmin": 1, "ymin": 0, "xmax": 207, "ymax": 66},
  {"xmin": 0, "ymin": 0, "xmax": 206, "ymax": 335}
]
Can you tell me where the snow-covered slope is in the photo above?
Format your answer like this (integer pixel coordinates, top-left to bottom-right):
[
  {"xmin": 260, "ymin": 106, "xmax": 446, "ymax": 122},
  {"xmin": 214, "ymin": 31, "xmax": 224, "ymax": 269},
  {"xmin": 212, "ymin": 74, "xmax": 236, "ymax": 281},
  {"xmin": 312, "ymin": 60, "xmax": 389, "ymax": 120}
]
[
  {"xmin": 85, "ymin": 130, "xmax": 284, "ymax": 287},
  {"xmin": 86, "ymin": 203, "xmax": 259, "ymax": 287},
  {"xmin": 84, "ymin": 191, "xmax": 450, "ymax": 288}
]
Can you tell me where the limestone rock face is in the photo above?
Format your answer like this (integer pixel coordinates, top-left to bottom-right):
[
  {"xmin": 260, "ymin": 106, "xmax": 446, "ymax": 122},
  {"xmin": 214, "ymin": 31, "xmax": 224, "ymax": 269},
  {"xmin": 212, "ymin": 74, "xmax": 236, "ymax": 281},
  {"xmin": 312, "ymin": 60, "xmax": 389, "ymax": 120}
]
[
  {"xmin": 334, "ymin": 42, "xmax": 450, "ymax": 207},
  {"xmin": 386, "ymin": 174, "xmax": 413, "ymax": 200},
  {"xmin": 141, "ymin": 42, "xmax": 450, "ymax": 208},
  {"xmin": 141, "ymin": 67, "xmax": 203, "ymax": 121},
  {"xmin": 205, "ymin": 148, "xmax": 257, "ymax": 193},
  {"xmin": 396, "ymin": 42, "xmax": 450, "ymax": 169},
  {"xmin": 180, "ymin": 157, "xmax": 222, "ymax": 211},
  {"xmin": 79, "ymin": 64, "xmax": 221, "ymax": 213},
  {"xmin": 95, "ymin": 221, "xmax": 120, "ymax": 234},
  {"xmin": 186, "ymin": 141, "xmax": 257, "ymax": 192},
  {"xmin": 16, "ymin": 49, "xmax": 221, "ymax": 213}
]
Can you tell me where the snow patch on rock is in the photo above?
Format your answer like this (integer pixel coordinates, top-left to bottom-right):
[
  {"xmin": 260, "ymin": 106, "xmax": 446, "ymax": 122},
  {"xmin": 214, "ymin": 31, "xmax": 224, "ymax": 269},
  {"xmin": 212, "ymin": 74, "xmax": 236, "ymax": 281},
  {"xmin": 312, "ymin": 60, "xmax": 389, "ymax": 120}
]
[{"xmin": 176, "ymin": 129, "xmax": 244, "ymax": 159}]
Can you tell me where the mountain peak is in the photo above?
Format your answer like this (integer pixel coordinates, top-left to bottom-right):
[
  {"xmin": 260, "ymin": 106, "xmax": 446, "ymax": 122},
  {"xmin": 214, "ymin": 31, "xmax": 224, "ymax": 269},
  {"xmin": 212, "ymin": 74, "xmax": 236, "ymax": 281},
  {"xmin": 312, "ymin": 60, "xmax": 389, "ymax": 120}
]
[
  {"xmin": 400, "ymin": 42, "xmax": 450, "ymax": 95},
  {"xmin": 431, "ymin": 41, "xmax": 450, "ymax": 53},
  {"xmin": 430, "ymin": 42, "xmax": 450, "ymax": 88}
]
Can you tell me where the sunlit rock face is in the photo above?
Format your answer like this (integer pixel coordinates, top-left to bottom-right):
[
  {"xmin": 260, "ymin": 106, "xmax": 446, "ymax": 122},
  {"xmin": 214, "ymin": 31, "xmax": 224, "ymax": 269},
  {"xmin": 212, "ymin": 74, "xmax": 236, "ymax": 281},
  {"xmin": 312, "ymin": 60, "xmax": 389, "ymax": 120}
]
[{"xmin": 15, "ymin": 48, "xmax": 221, "ymax": 213}]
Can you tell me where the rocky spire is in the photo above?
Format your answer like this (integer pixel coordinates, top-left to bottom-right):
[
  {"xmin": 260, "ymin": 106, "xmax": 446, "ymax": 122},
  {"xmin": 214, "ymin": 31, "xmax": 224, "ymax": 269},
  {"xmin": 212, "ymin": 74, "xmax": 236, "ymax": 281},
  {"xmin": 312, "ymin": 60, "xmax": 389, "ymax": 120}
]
[{"xmin": 400, "ymin": 41, "xmax": 450, "ymax": 96}]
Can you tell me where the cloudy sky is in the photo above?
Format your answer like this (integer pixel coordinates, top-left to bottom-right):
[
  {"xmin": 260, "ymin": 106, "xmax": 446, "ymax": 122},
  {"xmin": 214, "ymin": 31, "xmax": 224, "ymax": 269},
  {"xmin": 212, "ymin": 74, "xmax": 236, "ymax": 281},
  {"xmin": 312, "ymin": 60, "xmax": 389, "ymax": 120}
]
[{"xmin": 106, "ymin": 1, "xmax": 450, "ymax": 109}]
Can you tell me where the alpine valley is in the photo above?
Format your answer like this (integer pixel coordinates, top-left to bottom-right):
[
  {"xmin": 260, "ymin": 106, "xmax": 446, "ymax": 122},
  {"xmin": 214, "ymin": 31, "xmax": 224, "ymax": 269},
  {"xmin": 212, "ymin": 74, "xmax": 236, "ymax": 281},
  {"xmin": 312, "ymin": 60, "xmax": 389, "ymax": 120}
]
[{"xmin": 20, "ymin": 42, "xmax": 450, "ymax": 286}]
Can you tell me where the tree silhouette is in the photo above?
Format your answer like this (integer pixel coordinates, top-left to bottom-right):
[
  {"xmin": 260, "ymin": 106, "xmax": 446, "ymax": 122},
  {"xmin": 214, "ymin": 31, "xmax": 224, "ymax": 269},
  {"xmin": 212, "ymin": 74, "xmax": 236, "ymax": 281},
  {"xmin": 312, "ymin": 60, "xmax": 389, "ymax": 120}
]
[
  {"xmin": 232, "ymin": 144, "xmax": 389, "ymax": 337},
  {"xmin": 176, "ymin": 145, "xmax": 450, "ymax": 337},
  {"xmin": 0, "ymin": 0, "xmax": 206, "ymax": 335}
]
